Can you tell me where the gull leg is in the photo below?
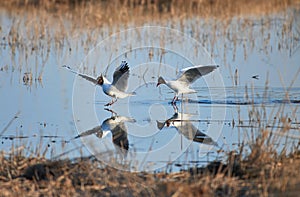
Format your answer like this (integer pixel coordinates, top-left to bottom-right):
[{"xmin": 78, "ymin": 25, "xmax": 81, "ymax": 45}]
[
  {"xmin": 104, "ymin": 98, "xmax": 117, "ymax": 106},
  {"xmin": 104, "ymin": 108, "xmax": 118, "ymax": 116},
  {"xmin": 172, "ymin": 102, "xmax": 178, "ymax": 112},
  {"xmin": 171, "ymin": 95, "xmax": 178, "ymax": 104},
  {"xmin": 104, "ymin": 101, "xmax": 111, "ymax": 106},
  {"xmin": 110, "ymin": 98, "xmax": 117, "ymax": 105}
]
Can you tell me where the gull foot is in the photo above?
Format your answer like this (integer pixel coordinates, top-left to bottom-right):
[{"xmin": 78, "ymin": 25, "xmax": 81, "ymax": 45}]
[
  {"xmin": 104, "ymin": 108, "xmax": 117, "ymax": 116},
  {"xmin": 104, "ymin": 103, "xmax": 111, "ymax": 107}
]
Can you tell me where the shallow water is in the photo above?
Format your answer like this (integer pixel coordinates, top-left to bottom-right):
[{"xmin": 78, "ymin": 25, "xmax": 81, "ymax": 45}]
[{"xmin": 0, "ymin": 7, "xmax": 299, "ymax": 171}]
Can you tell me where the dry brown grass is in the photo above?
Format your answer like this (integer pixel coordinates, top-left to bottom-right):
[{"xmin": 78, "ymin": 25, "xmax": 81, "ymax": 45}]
[
  {"xmin": 0, "ymin": 0, "xmax": 298, "ymax": 28},
  {"xmin": 0, "ymin": 143, "xmax": 299, "ymax": 196},
  {"xmin": 1, "ymin": 0, "xmax": 297, "ymax": 15}
]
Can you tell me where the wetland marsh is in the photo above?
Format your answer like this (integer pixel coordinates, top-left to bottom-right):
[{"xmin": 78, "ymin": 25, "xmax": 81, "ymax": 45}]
[{"xmin": 0, "ymin": 0, "xmax": 300, "ymax": 196}]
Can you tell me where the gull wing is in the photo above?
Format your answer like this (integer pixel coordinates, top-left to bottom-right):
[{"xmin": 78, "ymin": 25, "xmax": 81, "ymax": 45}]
[
  {"xmin": 112, "ymin": 61, "xmax": 130, "ymax": 92},
  {"xmin": 63, "ymin": 65, "xmax": 98, "ymax": 85},
  {"xmin": 167, "ymin": 111, "xmax": 218, "ymax": 146},
  {"xmin": 77, "ymin": 73, "xmax": 98, "ymax": 84},
  {"xmin": 173, "ymin": 121, "xmax": 198, "ymax": 141},
  {"xmin": 193, "ymin": 130, "xmax": 218, "ymax": 146},
  {"xmin": 174, "ymin": 121, "xmax": 217, "ymax": 145},
  {"xmin": 177, "ymin": 65, "xmax": 218, "ymax": 84},
  {"xmin": 110, "ymin": 123, "xmax": 129, "ymax": 151},
  {"xmin": 74, "ymin": 126, "xmax": 103, "ymax": 139}
]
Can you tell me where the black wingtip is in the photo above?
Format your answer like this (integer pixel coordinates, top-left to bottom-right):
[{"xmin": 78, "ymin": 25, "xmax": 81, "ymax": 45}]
[
  {"xmin": 74, "ymin": 135, "xmax": 80, "ymax": 139},
  {"xmin": 119, "ymin": 61, "xmax": 129, "ymax": 73},
  {"xmin": 62, "ymin": 65, "xmax": 71, "ymax": 69},
  {"xmin": 252, "ymin": 75, "xmax": 259, "ymax": 80}
]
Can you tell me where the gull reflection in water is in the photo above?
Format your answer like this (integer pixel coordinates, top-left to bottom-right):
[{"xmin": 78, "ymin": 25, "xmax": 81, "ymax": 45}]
[
  {"xmin": 74, "ymin": 109, "xmax": 135, "ymax": 157},
  {"xmin": 157, "ymin": 105, "xmax": 218, "ymax": 146}
]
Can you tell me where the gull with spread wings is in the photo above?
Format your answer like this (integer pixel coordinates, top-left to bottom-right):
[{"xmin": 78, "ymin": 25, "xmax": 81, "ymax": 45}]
[
  {"xmin": 156, "ymin": 64, "xmax": 219, "ymax": 104},
  {"xmin": 74, "ymin": 109, "xmax": 135, "ymax": 156},
  {"xmin": 63, "ymin": 61, "xmax": 135, "ymax": 106},
  {"xmin": 156, "ymin": 106, "xmax": 218, "ymax": 146}
]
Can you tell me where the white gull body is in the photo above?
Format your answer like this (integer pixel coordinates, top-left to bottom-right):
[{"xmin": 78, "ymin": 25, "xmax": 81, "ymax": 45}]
[
  {"xmin": 157, "ymin": 64, "xmax": 219, "ymax": 103},
  {"xmin": 63, "ymin": 61, "xmax": 135, "ymax": 106}
]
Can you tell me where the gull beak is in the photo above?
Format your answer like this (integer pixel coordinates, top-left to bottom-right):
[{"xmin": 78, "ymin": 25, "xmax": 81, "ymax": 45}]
[{"xmin": 156, "ymin": 121, "xmax": 165, "ymax": 130}]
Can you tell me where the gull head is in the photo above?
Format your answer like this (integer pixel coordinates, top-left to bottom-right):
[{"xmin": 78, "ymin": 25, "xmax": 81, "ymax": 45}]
[
  {"xmin": 166, "ymin": 119, "xmax": 172, "ymax": 127},
  {"xmin": 156, "ymin": 76, "xmax": 166, "ymax": 87},
  {"xmin": 156, "ymin": 120, "xmax": 165, "ymax": 130},
  {"xmin": 96, "ymin": 74, "xmax": 104, "ymax": 85}
]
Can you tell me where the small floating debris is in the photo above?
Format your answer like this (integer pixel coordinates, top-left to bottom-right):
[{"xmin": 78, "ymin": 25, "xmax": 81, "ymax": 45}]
[
  {"xmin": 148, "ymin": 49, "xmax": 154, "ymax": 60},
  {"xmin": 23, "ymin": 72, "xmax": 33, "ymax": 85},
  {"xmin": 234, "ymin": 69, "xmax": 238, "ymax": 86},
  {"xmin": 1, "ymin": 135, "xmax": 30, "ymax": 140},
  {"xmin": 37, "ymin": 73, "xmax": 43, "ymax": 82},
  {"xmin": 252, "ymin": 75, "xmax": 259, "ymax": 80},
  {"xmin": 174, "ymin": 163, "xmax": 182, "ymax": 167},
  {"xmin": 23, "ymin": 72, "xmax": 43, "ymax": 86},
  {"xmin": 0, "ymin": 64, "xmax": 8, "ymax": 72}
]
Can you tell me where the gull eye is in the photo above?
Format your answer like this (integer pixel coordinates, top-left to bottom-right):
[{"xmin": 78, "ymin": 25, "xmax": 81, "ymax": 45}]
[
  {"xmin": 97, "ymin": 76, "xmax": 103, "ymax": 85},
  {"xmin": 166, "ymin": 120, "xmax": 170, "ymax": 127}
]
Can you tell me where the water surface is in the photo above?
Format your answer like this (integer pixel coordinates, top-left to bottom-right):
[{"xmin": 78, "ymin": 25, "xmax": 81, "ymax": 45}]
[{"xmin": 0, "ymin": 7, "xmax": 299, "ymax": 171}]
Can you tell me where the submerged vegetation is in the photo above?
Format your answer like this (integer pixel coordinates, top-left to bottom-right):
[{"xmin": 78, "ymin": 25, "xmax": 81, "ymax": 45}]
[{"xmin": 0, "ymin": 0, "xmax": 300, "ymax": 196}]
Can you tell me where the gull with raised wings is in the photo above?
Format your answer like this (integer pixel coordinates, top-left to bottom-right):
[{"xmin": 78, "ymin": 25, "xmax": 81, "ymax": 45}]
[
  {"xmin": 63, "ymin": 61, "xmax": 135, "ymax": 106},
  {"xmin": 156, "ymin": 64, "xmax": 219, "ymax": 103}
]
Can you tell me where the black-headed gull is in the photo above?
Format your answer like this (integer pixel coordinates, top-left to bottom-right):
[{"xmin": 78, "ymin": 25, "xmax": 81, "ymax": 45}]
[
  {"xmin": 156, "ymin": 107, "xmax": 218, "ymax": 146},
  {"xmin": 156, "ymin": 65, "xmax": 219, "ymax": 103},
  {"xmin": 74, "ymin": 109, "xmax": 135, "ymax": 155},
  {"xmin": 63, "ymin": 61, "xmax": 135, "ymax": 106}
]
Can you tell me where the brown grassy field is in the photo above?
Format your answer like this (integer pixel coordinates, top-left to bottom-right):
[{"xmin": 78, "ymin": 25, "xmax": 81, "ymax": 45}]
[
  {"xmin": 1, "ymin": 0, "xmax": 296, "ymax": 17},
  {"xmin": 1, "ymin": 144, "xmax": 300, "ymax": 196},
  {"xmin": 0, "ymin": 0, "xmax": 298, "ymax": 29}
]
